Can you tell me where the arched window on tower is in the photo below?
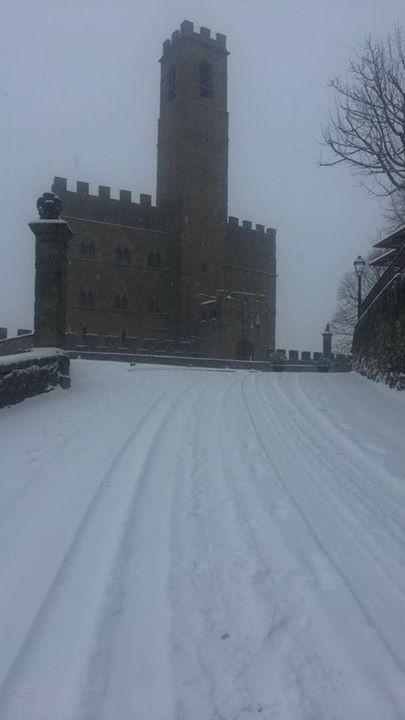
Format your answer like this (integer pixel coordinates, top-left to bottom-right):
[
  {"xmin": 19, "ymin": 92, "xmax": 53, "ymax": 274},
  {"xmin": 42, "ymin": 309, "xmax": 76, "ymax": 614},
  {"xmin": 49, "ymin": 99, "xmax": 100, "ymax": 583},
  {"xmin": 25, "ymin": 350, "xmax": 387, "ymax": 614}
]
[
  {"xmin": 167, "ymin": 64, "xmax": 176, "ymax": 101},
  {"xmin": 199, "ymin": 61, "xmax": 213, "ymax": 98}
]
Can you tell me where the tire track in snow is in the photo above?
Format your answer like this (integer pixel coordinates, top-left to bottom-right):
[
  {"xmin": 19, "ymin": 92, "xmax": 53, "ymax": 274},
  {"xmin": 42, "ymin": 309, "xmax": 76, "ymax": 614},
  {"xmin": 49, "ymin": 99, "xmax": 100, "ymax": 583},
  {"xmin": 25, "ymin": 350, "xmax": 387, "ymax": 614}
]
[
  {"xmin": 260, "ymin": 373, "xmax": 405, "ymax": 597},
  {"xmin": 277, "ymin": 373, "xmax": 405, "ymax": 538},
  {"xmin": 168, "ymin": 373, "xmax": 295, "ymax": 720},
  {"xmin": 240, "ymin": 373, "xmax": 405, "ymax": 688},
  {"xmin": 216, "ymin": 375, "xmax": 361, "ymax": 718},
  {"xmin": 0, "ymin": 376, "xmax": 142, "ymax": 527},
  {"xmin": 77, "ymin": 377, "xmax": 205, "ymax": 720},
  {"xmin": 0, "ymin": 379, "xmax": 200, "ymax": 720}
]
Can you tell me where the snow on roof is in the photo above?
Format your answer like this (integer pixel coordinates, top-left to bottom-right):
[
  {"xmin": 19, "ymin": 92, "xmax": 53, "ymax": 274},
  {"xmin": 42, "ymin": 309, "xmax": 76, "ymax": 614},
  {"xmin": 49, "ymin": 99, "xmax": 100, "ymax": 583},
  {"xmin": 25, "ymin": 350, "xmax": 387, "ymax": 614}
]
[
  {"xmin": 369, "ymin": 249, "xmax": 398, "ymax": 266},
  {"xmin": 374, "ymin": 225, "xmax": 405, "ymax": 249}
]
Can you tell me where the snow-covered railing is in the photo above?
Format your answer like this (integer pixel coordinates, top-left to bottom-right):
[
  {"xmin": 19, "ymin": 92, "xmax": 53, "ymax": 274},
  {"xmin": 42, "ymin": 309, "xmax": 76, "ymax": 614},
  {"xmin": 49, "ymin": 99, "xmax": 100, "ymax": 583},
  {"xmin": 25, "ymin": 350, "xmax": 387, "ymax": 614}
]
[{"xmin": 0, "ymin": 349, "xmax": 70, "ymax": 410}]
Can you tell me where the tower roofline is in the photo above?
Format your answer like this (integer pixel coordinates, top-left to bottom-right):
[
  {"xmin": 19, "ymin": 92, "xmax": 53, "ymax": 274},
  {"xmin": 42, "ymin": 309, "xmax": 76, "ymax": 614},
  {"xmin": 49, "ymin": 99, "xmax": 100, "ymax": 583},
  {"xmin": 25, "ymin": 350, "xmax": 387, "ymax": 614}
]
[{"xmin": 160, "ymin": 19, "xmax": 229, "ymax": 61}]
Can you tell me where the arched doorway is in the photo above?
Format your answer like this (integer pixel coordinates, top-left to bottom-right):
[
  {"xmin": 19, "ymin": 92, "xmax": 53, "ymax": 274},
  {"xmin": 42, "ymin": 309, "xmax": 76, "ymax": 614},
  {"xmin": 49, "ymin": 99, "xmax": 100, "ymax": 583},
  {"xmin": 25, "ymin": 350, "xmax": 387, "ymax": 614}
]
[{"xmin": 235, "ymin": 339, "xmax": 254, "ymax": 360}]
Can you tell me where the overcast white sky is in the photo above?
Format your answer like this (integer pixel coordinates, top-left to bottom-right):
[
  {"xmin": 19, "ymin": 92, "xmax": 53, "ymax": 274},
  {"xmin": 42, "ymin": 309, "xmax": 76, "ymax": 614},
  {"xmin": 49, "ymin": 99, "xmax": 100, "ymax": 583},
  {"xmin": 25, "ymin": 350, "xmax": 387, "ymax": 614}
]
[{"xmin": 1, "ymin": 0, "xmax": 403, "ymax": 349}]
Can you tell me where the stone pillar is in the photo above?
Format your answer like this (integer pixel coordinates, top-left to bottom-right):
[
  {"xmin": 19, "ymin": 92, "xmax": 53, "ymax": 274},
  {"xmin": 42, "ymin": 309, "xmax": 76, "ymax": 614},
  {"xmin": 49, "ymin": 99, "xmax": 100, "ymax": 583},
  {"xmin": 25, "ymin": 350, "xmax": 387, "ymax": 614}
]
[
  {"xmin": 322, "ymin": 323, "xmax": 333, "ymax": 358},
  {"xmin": 29, "ymin": 193, "xmax": 73, "ymax": 348}
]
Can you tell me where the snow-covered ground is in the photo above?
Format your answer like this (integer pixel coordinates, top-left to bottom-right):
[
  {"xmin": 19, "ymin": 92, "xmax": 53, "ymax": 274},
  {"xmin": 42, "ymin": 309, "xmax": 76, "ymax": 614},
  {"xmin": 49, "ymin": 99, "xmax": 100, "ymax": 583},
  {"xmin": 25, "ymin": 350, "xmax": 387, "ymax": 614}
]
[{"xmin": 0, "ymin": 360, "xmax": 404, "ymax": 720}]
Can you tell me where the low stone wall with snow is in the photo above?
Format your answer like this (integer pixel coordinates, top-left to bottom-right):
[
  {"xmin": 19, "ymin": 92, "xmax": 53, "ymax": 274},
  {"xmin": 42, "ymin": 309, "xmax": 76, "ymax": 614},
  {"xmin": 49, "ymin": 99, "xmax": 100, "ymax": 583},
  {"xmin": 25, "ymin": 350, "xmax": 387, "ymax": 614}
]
[{"xmin": 0, "ymin": 349, "xmax": 70, "ymax": 410}]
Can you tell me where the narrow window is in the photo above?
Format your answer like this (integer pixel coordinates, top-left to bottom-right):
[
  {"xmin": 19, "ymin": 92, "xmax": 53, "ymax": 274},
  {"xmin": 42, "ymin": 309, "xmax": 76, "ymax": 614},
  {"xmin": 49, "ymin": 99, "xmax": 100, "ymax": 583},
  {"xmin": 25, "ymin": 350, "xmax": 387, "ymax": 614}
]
[
  {"xmin": 154, "ymin": 251, "xmax": 161, "ymax": 268},
  {"xmin": 147, "ymin": 251, "xmax": 154, "ymax": 267},
  {"xmin": 199, "ymin": 61, "xmax": 213, "ymax": 98},
  {"xmin": 121, "ymin": 328, "xmax": 127, "ymax": 342},
  {"xmin": 80, "ymin": 241, "xmax": 87, "ymax": 257},
  {"xmin": 114, "ymin": 294, "xmax": 121, "ymax": 309},
  {"xmin": 82, "ymin": 326, "xmax": 88, "ymax": 339},
  {"xmin": 79, "ymin": 290, "xmax": 86, "ymax": 306},
  {"xmin": 167, "ymin": 64, "xmax": 176, "ymax": 100},
  {"xmin": 115, "ymin": 246, "xmax": 122, "ymax": 261},
  {"xmin": 87, "ymin": 291, "xmax": 94, "ymax": 307},
  {"xmin": 121, "ymin": 294, "xmax": 128, "ymax": 311},
  {"xmin": 122, "ymin": 247, "xmax": 130, "ymax": 264},
  {"xmin": 88, "ymin": 242, "xmax": 95, "ymax": 258}
]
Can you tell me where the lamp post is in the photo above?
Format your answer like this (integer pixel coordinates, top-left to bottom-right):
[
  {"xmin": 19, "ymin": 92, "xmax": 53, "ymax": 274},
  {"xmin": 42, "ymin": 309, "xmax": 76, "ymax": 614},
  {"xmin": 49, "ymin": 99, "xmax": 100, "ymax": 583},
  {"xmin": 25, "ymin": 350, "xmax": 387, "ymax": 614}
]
[{"xmin": 353, "ymin": 255, "xmax": 366, "ymax": 318}]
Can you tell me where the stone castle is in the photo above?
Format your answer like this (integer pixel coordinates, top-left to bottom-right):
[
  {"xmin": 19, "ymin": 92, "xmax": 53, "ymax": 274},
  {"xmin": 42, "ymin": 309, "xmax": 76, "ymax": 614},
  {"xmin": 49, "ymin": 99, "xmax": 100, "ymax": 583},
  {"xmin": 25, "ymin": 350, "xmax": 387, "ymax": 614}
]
[{"xmin": 34, "ymin": 20, "xmax": 276, "ymax": 360}]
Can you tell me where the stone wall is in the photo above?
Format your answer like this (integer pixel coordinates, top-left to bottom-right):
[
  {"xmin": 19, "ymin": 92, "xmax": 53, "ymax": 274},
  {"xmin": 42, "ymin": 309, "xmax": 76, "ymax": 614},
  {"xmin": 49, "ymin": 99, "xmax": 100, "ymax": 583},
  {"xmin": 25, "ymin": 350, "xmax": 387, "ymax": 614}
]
[
  {"xmin": 0, "ymin": 349, "xmax": 70, "ymax": 409},
  {"xmin": 352, "ymin": 273, "xmax": 405, "ymax": 388},
  {"xmin": 0, "ymin": 333, "xmax": 34, "ymax": 356},
  {"xmin": 64, "ymin": 217, "xmax": 179, "ymax": 345}
]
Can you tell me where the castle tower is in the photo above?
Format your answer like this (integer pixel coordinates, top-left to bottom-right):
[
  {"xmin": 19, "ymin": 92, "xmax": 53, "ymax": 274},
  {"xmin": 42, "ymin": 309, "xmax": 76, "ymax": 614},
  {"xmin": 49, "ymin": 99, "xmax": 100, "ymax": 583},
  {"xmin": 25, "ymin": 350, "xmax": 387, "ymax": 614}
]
[{"xmin": 156, "ymin": 20, "xmax": 229, "ymax": 339}]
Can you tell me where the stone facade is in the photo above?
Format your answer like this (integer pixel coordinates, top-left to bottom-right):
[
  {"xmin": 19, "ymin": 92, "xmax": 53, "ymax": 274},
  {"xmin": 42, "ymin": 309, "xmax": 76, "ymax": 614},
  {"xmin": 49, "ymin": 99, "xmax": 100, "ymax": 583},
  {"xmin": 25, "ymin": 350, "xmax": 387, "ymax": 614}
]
[
  {"xmin": 352, "ymin": 227, "xmax": 405, "ymax": 388},
  {"xmin": 352, "ymin": 275, "xmax": 405, "ymax": 387},
  {"xmin": 34, "ymin": 21, "xmax": 277, "ymax": 360}
]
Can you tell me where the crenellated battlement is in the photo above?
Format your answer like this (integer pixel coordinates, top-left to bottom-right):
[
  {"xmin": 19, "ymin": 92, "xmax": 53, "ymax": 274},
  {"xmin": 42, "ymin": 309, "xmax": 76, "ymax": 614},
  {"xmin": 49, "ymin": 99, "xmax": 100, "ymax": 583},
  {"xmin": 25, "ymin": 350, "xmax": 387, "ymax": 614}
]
[
  {"xmin": 161, "ymin": 19, "xmax": 227, "ymax": 57},
  {"xmin": 53, "ymin": 177, "xmax": 154, "ymax": 209},
  {"xmin": 51, "ymin": 177, "xmax": 177, "ymax": 231},
  {"xmin": 227, "ymin": 216, "xmax": 276, "ymax": 240}
]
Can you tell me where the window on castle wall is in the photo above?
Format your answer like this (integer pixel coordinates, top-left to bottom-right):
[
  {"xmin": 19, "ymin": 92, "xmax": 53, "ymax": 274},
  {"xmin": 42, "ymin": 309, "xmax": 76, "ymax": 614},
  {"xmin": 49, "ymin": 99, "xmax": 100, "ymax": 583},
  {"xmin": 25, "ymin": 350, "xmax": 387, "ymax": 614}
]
[
  {"xmin": 121, "ymin": 329, "xmax": 127, "ymax": 342},
  {"xmin": 82, "ymin": 326, "xmax": 88, "ymax": 339},
  {"xmin": 122, "ymin": 247, "xmax": 130, "ymax": 264},
  {"xmin": 154, "ymin": 251, "xmax": 161, "ymax": 268},
  {"xmin": 147, "ymin": 251, "xmax": 155, "ymax": 268},
  {"xmin": 115, "ymin": 246, "xmax": 122, "ymax": 261},
  {"xmin": 80, "ymin": 242, "xmax": 87, "ymax": 257},
  {"xmin": 167, "ymin": 64, "xmax": 176, "ymax": 100},
  {"xmin": 114, "ymin": 294, "xmax": 121, "ymax": 310},
  {"xmin": 87, "ymin": 291, "xmax": 94, "ymax": 307},
  {"xmin": 199, "ymin": 61, "xmax": 213, "ymax": 98},
  {"xmin": 121, "ymin": 295, "xmax": 128, "ymax": 311},
  {"xmin": 88, "ymin": 242, "xmax": 95, "ymax": 258}
]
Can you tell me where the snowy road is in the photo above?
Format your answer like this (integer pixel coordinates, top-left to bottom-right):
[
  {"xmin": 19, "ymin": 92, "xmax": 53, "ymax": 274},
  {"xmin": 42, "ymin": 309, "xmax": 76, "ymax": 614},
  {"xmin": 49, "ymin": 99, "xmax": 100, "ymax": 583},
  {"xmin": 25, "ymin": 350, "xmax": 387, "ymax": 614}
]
[{"xmin": 0, "ymin": 360, "xmax": 404, "ymax": 719}]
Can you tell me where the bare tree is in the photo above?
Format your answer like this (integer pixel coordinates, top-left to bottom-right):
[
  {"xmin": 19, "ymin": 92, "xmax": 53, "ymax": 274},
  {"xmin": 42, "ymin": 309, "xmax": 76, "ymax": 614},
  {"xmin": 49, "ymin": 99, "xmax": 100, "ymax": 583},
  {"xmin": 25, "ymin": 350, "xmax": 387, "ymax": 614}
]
[
  {"xmin": 383, "ymin": 190, "xmax": 405, "ymax": 230},
  {"xmin": 332, "ymin": 251, "xmax": 384, "ymax": 353},
  {"xmin": 321, "ymin": 26, "xmax": 405, "ymax": 200}
]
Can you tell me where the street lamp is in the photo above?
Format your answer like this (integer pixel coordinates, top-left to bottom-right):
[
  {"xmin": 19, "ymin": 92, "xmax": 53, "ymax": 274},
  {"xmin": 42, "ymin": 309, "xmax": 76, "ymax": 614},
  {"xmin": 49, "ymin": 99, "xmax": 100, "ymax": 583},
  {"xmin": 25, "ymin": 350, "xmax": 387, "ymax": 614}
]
[{"xmin": 353, "ymin": 254, "xmax": 366, "ymax": 318}]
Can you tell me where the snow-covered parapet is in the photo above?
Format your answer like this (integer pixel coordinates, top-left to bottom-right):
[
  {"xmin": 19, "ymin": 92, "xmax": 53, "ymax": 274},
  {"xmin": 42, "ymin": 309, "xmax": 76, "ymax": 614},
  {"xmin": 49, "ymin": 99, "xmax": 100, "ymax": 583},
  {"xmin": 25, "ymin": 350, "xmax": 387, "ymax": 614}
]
[{"xmin": 0, "ymin": 348, "xmax": 70, "ymax": 410}]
